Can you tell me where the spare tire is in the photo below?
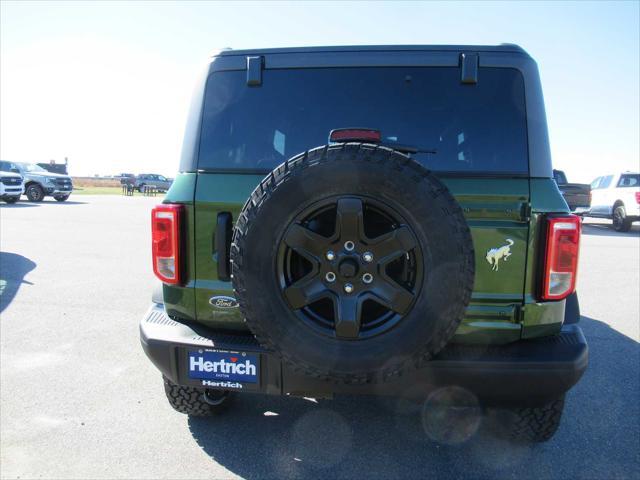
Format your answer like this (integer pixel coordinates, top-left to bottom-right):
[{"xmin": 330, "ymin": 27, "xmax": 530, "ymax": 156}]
[{"xmin": 231, "ymin": 144, "xmax": 474, "ymax": 384}]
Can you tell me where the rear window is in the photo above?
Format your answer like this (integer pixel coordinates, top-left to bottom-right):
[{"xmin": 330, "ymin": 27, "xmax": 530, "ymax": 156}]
[
  {"xmin": 198, "ymin": 67, "xmax": 528, "ymax": 174},
  {"xmin": 617, "ymin": 174, "xmax": 639, "ymax": 188}
]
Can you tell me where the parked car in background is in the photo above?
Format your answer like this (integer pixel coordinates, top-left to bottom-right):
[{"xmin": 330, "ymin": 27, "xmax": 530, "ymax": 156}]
[
  {"xmin": 0, "ymin": 161, "xmax": 73, "ymax": 202},
  {"xmin": 135, "ymin": 174, "xmax": 172, "ymax": 192},
  {"xmin": 117, "ymin": 173, "xmax": 136, "ymax": 186},
  {"xmin": 553, "ymin": 169, "xmax": 591, "ymax": 215},
  {"xmin": 586, "ymin": 172, "xmax": 640, "ymax": 231},
  {"xmin": 0, "ymin": 168, "xmax": 24, "ymax": 203}
]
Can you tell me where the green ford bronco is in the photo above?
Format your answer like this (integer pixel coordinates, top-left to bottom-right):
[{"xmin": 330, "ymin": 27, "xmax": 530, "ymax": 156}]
[{"xmin": 140, "ymin": 45, "xmax": 588, "ymax": 442}]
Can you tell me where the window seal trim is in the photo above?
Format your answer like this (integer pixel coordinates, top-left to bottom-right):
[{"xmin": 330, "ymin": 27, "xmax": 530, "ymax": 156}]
[
  {"xmin": 194, "ymin": 168, "xmax": 529, "ymax": 178},
  {"xmin": 197, "ymin": 67, "xmax": 529, "ymax": 176}
]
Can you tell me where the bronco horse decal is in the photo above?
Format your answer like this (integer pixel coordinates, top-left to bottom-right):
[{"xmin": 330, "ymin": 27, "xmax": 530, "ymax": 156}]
[{"xmin": 486, "ymin": 239, "xmax": 514, "ymax": 271}]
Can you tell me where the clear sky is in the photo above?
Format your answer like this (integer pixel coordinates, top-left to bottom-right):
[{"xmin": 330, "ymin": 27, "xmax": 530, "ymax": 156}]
[{"xmin": 1, "ymin": 1, "xmax": 638, "ymax": 182}]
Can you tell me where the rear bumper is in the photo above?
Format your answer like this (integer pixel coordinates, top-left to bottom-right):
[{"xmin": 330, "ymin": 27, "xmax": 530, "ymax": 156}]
[{"xmin": 140, "ymin": 303, "xmax": 588, "ymax": 406}]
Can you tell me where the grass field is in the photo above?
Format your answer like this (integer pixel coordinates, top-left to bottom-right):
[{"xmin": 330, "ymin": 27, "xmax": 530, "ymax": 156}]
[
  {"xmin": 72, "ymin": 177, "xmax": 121, "ymax": 188},
  {"xmin": 72, "ymin": 186, "xmax": 125, "ymax": 195},
  {"xmin": 71, "ymin": 177, "xmax": 124, "ymax": 195},
  {"xmin": 72, "ymin": 186, "xmax": 165, "ymax": 197}
]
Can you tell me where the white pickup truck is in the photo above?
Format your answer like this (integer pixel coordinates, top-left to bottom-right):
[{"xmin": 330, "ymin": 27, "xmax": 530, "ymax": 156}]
[
  {"xmin": 587, "ymin": 172, "xmax": 640, "ymax": 231},
  {"xmin": 0, "ymin": 170, "xmax": 24, "ymax": 203}
]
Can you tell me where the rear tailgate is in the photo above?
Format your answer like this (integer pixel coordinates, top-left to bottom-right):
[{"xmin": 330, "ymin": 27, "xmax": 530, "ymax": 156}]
[
  {"xmin": 189, "ymin": 59, "xmax": 536, "ymax": 343},
  {"xmin": 193, "ymin": 173, "xmax": 529, "ymax": 344},
  {"xmin": 558, "ymin": 183, "xmax": 591, "ymax": 211},
  {"xmin": 192, "ymin": 173, "xmax": 263, "ymax": 330}
]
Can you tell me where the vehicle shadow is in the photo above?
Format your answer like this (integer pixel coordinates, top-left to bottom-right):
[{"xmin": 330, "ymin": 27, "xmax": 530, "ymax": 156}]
[
  {"xmin": 40, "ymin": 200, "xmax": 88, "ymax": 205},
  {"xmin": 188, "ymin": 316, "xmax": 639, "ymax": 480},
  {"xmin": 582, "ymin": 222, "xmax": 640, "ymax": 237},
  {"xmin": 0, "ymin": 200, "xmax": 87, "ymax": 207},
  {"xmin": 0, "ymin": 252, "xmax": 36, "ymax": 313},
  {"xmin": 0, "ymin": 202, "xmax": 40, "ymax": 208}
]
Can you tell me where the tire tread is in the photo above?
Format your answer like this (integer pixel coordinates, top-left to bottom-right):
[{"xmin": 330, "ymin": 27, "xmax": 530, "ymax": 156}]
[
  {"xmin": 508, "ymin": 396, "xmax": 565, "ymax": 442},
  {"xmin": 232, "ymin": 143, "xmax": 475, "ymax": 384},
  {"xmin": 163, "ymin": 377, "xmax": 226, "ymax": 416}
]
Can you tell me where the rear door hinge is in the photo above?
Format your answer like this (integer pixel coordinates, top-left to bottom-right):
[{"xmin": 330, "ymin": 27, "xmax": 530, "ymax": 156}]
[
  {"xmin": 521, "ymin": 202, "xmax": 532, "ymax": 221},
  {"xmin": 246, "ymin": 56, "xmax": 264, "ymax": 86},
  {"xmin": 460, "ymin": 53, "xmax": 478, "ymax": 84}
]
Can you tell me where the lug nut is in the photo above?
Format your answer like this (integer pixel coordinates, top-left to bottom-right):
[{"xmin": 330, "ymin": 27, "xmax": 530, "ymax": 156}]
[
  {"xmin": 325, "ymin": 250, "xmax": 335, "ymax": 261},
  {"xmin": 344, "ymin": 283, "xmax": 354, "ymax": 293},
  {"xmin": 362, "ymin": 273, "xmax": 373, "ymax": 284},
  {"xmin": 362, "ymin": 252, "xmax": 374, "ymax": 263},
  {"xmin": 344, "ymin": 241, "xmax": 355, "ymax": 252},
  {"xmin": 325, "ymin": 272, "xmax": 336, "ymax": 283}
]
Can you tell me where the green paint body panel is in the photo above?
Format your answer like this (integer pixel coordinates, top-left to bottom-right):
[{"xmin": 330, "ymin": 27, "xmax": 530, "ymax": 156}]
[
  {"xmin": 181, "ymin": 173, "xmax": 567, "ymax": 343},
  {"xmin": 192, "ymin": 174, "xmax": 263, "ymax": 329},
  {"xmin": 161, "ymin": 173, "xmax": 198, "ymax": 321},
  {"xmin": 521, "ymin": 300, "xmax": 565, "ymax": 338},
  {"xmin": 518, "ymin": 178, "xmax": 571, "ymax": 337}
]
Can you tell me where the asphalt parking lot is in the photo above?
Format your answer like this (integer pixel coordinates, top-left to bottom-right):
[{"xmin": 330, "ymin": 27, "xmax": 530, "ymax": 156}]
[{"xmin": 1, "ymin": 195, "xmax": 639, "ymax": 480}]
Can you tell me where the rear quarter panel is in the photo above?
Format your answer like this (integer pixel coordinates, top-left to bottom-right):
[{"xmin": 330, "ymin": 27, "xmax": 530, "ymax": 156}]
[
  {"xmin": 521, "ymin": 178, "xmax": 570, "ymax": 338},
  {"xmin": 161, "ymin": 173, "xmax": 198, "ymax": 321}
]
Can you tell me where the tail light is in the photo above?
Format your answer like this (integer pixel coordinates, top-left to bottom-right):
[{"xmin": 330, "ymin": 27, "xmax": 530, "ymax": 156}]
[
  {"xmin": 635, "ymin": 192, "xmax": 640, "ymax": 204},
  {"xmin": 541, "ymin": 215, "xmax": 581, "ymax": 301},
  {"xmin": 151, "ymin": 204, "xmax": 184, "ymax": 285}
]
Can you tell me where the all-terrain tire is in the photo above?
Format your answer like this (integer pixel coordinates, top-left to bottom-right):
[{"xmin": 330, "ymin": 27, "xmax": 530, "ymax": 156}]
[
  {"xmin": 54, "ymin": 195, "xmax": 70, "ymax": 202},
  {"xmin": 25, "ymin": 184, "xmax": 45, "ymax": 202},
  {"xmin": 612, "ymin": 205, "xmax": 632, "ymax": 232},
  {"xmin": 163, "ymin": 376, "xmax": 231, "ymax": 416},
  {"xmin": 231, "ymin": 143, "xmax": 475, "ymax": 384},
  {"xmin": 3, "ymin": 197, "xmax": 18, "ymax": 204},
  {"xmin": 506, "ymin": 396, "xmax": 565, "ymax": 443}
]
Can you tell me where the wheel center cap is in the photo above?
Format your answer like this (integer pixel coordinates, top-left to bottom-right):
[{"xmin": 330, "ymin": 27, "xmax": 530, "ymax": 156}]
[{"xmin": 338, "ymin": 259, "xmax": 359, "ymax": 278}]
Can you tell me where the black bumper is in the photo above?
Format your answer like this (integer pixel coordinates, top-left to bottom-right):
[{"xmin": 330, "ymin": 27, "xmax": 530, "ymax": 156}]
[{"xmin": 140, "ymin": 304, "xmax": 588, "ymax": 406}]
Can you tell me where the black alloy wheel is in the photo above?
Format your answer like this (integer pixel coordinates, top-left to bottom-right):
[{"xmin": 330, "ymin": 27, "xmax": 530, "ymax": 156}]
[
  {"xmin": 277, "ymin": 196, "xmax": 422, "ymax": 340},
  {"xmin": 26, "ymin": 184, "xmax": 44, "ymax": 202}
]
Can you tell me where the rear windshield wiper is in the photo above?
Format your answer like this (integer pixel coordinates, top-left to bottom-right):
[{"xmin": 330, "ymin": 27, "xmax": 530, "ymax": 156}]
[{"xmin": 380, "ymin": 143, "xmax": 437, "ymax": 155}]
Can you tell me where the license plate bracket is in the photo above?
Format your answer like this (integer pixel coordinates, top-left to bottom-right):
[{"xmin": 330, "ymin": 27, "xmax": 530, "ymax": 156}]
[{"xmin": 186, "ymin": 349, "xmax": 260, "ymax": 390}]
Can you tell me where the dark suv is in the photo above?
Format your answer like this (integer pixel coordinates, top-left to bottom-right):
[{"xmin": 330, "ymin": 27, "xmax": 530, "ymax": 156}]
[
  {"xmin": 135, "ymin": 174, "xmax": 172, "ymax": 192},
  {"xmin": 140, "ymin": 45, "xmax": 588, "ymax": 443}
]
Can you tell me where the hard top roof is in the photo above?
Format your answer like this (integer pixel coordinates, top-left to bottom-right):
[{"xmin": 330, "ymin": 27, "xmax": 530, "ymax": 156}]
[{"xmin": 212, "ymin": 44, "xmax": 529, "ymax": 57}]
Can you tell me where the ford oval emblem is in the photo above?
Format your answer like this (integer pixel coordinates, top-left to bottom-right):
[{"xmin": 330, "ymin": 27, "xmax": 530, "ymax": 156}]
[{"xmin": 209, "ymin": 296, "xmax": 239, "ymax": 309}]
